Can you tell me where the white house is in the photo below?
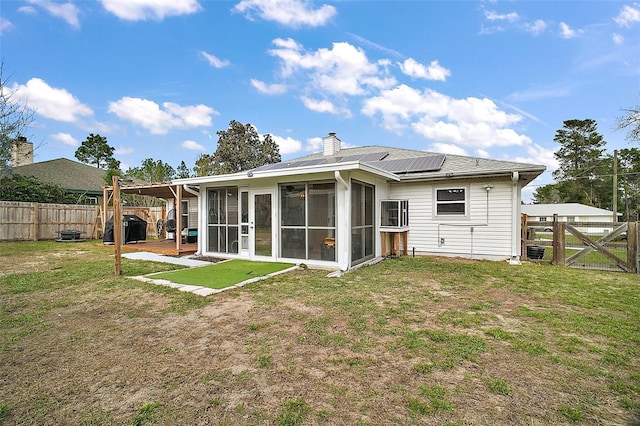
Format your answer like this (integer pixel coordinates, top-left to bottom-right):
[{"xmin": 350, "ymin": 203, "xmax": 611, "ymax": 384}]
[
  {"xmin": 521, "ymin": 203, "xmax": 621, "ymax": 234},
  {"xmin": 174, "ymin": 133, "xmax": 545, "ymax": 271}
]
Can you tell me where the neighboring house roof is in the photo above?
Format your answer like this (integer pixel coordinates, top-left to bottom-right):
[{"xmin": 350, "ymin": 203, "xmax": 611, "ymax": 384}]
[
  {"xmin": 521, "ymin": 203, "xmax": 621, "ymax": 217},
  {"xmin": 174, "ymin": 144, "xmax": 545, "ymax": 187},
  {"xmin": 10, "ymin": 158, "xmax": 107, "ymax": 195}
]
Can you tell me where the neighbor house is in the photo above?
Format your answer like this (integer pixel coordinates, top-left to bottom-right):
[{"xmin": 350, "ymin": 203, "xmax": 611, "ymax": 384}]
[
  {"xmin": 174, "ymin": 133, "xmax": 545, "ymax": 271},
  {"xmin": 521, "ymin": 203, "xmax": 621, "ymax": 234},
  {"xmin": 8, "ymin": 139, "xmax": 107, "ymax": 205}
]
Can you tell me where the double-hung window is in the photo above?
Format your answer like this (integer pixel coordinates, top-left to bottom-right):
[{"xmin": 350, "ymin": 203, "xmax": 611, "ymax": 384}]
[{"xmin": 435, "ymin": 188, "xmax": 467, "ymax": 216}]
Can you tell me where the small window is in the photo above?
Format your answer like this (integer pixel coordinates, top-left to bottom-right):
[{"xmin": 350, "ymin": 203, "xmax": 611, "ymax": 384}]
[
  {"xmin": 539, "ymin": 217, "xmax": 547, "ymax": 222},
  {"xmin": 436, "ymin": 188, "xmax": 466, "ymax": 216},
  {"xmin": 181, "ymin": 200, "xmax": 189, "ymax": 229},
  {"xmin": 381, "ymin": 200, "xmax": 408, "ymax": 227}
]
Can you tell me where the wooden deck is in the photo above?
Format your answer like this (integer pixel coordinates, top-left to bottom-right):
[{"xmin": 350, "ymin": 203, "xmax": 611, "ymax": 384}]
[{"xmin": 120, "ymin": 239, "xmax": 198, "ymax": 256}]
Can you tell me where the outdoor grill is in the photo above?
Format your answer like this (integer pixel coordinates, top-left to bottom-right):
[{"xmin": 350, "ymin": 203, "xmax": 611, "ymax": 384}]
[{"xmin": 103, "ymin": 215, "xmax": 148, "ymax": 244}]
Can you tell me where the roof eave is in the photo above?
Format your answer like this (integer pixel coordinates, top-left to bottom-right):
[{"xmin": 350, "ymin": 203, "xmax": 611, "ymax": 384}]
[
  {"xmin": 394, "ymin": 167, "xmax": 545, "ymax": 185},
  {"xmin": 173, "ymin": 161, "xmax": 400, "ymax": 185}
]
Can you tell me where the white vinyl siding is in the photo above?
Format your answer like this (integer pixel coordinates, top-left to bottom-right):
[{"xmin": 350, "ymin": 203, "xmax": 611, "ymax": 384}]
[{"xmin": 389, "ymin": 179, "xmax": 514, "ymax": 260}]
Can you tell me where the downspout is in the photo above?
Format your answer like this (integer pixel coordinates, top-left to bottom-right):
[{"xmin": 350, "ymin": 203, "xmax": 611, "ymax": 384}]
[
  {"xmin": 509, "ymin": 172, "xmax": 521, "ymax": 265},
  {"xmin": 335, "ymin": 171, "xmax": 350, "ymax": 272},
  {"xmin": 183, "ymin": 184, "xmax": 199, "ymax": 197},
  {"xmin": 335, "ymin": 170, "xmax": 349, "ymax": 190},
  {"xmin": 182, "ymin": 184, "xmax": 201, "ymax": 254}
]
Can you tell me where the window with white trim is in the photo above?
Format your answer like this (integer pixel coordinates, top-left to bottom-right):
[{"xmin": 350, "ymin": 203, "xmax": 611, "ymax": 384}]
[
  {"xmin": 381, "ymin": 200, "xmax": 408, "ymax": 227},
  {"xmin": 435, "ymin": 188, "xmax": 466, "ymax": 216}
]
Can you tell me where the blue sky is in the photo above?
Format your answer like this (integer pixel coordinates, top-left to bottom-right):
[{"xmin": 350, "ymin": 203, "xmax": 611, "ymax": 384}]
[{"xmin": 1, "ymin": 0, "xmax": 639, "ymax": 200}]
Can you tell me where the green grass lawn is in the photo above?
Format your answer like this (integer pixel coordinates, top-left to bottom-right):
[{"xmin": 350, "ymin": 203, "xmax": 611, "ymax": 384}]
[
  {"xmin": 150, "ymin": 259, "xmax": 296, "ymax": 289},
  {"xmin": 1, "ymin": 240, "xmax": 639, "ymax": 425}
]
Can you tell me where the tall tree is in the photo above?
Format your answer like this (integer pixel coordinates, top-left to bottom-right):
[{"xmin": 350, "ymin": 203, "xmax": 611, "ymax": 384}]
[
  {"xmin": 176, "ymin": 160, "xmax": 193, "ymax": 179},
  {"xmin": 75, "ymin": 133, "xmax": 120, "ymax": 170},
  {"xmin": 196, "ymin": 120, "xmax": 281, "ymax": 176},
  {"xmin": 552, "ymin": 119, "xmax": 607, "ymax": 205},
  {"xmin": 126, "ymin": 158, "xmax": 175, "ymax": 182},
  {"xmin": 617, "ymin": 148, "xmax": 640, "ymax": 220},
  {"xmin": 618, "ymin": 102, "xmax": 640, "ymax": 143},
  {"xmin": 0, "ymin": 63, "xmax": 35, "ymax": 170}
]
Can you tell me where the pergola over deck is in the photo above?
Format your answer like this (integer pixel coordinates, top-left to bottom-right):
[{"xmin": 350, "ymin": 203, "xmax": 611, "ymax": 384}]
[{"xmin": 102, "ymin": 182, "xmax": 199, "ymax": 255}]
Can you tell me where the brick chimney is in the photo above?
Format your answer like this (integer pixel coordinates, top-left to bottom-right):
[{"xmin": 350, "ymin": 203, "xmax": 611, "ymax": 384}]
[
  {"xmin": 11, "ymin": 136, "xmax": 34, "ymax": 167},
  {"xmin": 323, "ymin": 132, "xmax": 341, "ymax": 156}
]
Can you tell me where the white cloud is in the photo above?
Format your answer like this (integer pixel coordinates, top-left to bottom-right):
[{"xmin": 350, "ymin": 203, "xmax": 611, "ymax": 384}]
[
  {"xmin": 18, "ymin": 6, "xmax": 37, "ymax": 14},
  {"xmin": 51, "ymin": 132, "xmax": 79, "ymax": 147},
  {"xmin": 271, "ymin": 135, "xmax": 302, "ymax": 155},
  {"xmin": 26, "ymin": 0, "xmax": 80, "ymax": 28},
  {"xmin": 300, "ymin": 96, "xmax": 351, "ymax": 116},
  {"xmin": 613, "ymin": 33, "xmax": 624, "ymax": 45},
  {"xmin": 200, "ymin": 51, "xmax": 230, "ymax": 68},
  {"xmin": 115, "ymin": 146, "xmax": 134, "ymax": 155},
  {"xmin": 0, "ymin": 17, "xmax": 15, "ymax": 34},
  {"xmin": 305, "ymin": 136, "xmax": 323, "ymax": 152},
  {"xmin": 507, "ymin": 84, "xmax": 570, "ymax": 102},
  {"xmin": 398, "ymin": 58, "xmax": 450, "ymax": 82},
  {"xmin": 362, "ymin": 84, "xmax": 530, "ymax": 149},
  {"xmin": 10, "ymin": 78, "xmax": 93, "ymax": 122},
  {"xmin": 251, "ymin": 79, "xmax": 288, "ymax": 95},
  {"xmin": 484, "ymin": 10, "xmax": 519, "ymax": 22},
  {"xmin": 268, "ymin": 39, "xmax": 396, "ymax": 96},
  {"xmin": 233, "ymin": 0, "xmax": 336, "ymax": 28},
  {"xmin": 614, "ymin": 4, "xmax": 640, "ymax": 27},
  {"xmin": 511, "ymin": 142, "xmax": 558, "ymax": 171},
  {"xmin": 108, "ymin": 97, "xmax": 216, "ymax": 134},
  {"xmin": 181, "ymin": 140, "xmax": 206, "ymax": 151},
  {"xmin": 559, "ymin": 22, "xmax": 581, "ymax": 39},
  {"xmin": 427, "ymin": 143, "xmax": 468, "ymax": 156},
  {"xmin": 524, "ymin": 19, "xmax": 546, "ymax": 35},
  {"xmin": 101, "ymin": 0, "xmax": 202, "ymax": 21}
]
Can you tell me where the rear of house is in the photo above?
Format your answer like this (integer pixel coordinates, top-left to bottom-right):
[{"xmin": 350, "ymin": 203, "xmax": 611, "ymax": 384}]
[{"xmin": 175, "ymin": 133, "xmax": 545, "ymax": 271}]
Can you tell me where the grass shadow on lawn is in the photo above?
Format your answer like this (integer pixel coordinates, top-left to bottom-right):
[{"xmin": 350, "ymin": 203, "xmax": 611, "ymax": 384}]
[{"xmin": 149, "ymin": 259, "xmax": 296, "ymax": 290}]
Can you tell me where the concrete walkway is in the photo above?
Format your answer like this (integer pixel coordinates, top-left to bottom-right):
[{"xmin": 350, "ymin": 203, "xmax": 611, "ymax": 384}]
[
  {"xmin": 124, "ymin": 251, "xmax": 298, "ymax": 296},
  {"xmin": 122, "ymin": 251, "xmax": 210, "ymax": 267}
]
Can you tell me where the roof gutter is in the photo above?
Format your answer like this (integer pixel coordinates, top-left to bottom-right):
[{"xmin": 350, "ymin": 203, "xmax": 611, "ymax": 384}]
[
  {"xmin": 395, "ymin": 168, "xmax": 544, "ymax": 186},
  {"xmin": 182, "ymin": 184, "xmax": 199, "ymax": 197}
]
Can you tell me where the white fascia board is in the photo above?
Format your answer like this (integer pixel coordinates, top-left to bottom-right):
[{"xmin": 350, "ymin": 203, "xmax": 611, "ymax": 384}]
[{"xmin": 172, "ymin": 161, "xmax": 400, "ymax": 186}]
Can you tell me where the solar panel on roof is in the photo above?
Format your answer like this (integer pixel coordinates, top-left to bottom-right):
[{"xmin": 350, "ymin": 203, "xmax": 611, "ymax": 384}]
[
  {"xmin": 360, "ymin": 152, "xmax": 389, "ymax": 162},
  {"xmin": 366, "ymin": 154, "xmax": 445, "ymax": 173},
  {"xmin": 409, "ymin": 155, "xmax": 445, "ymax": 172}
]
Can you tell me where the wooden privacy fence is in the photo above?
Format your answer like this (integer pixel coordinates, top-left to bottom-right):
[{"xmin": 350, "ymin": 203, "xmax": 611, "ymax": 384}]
[
  {"xmin": 522, "ymin": 214, "xmax": 639, "ymax": 273},
  {"xmin": 0, "ymin": 201, "xmax": 164, "ymax": 242}
]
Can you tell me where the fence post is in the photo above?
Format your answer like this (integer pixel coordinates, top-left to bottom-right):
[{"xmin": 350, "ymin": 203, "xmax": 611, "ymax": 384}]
[
  {"xmin": 31, "ymin": 202, "xmax": 39, "ymax": 241},
  {"xmin": 628, "ymin": 222, "xmax": 638, "ymax": 273},
  {"xmin": 552, "ymin": 214, "xmax": 565, "ymax": 265},
  {"xmin": 521, "ymin": 214, "xmax": 528, "ymax": 260}
]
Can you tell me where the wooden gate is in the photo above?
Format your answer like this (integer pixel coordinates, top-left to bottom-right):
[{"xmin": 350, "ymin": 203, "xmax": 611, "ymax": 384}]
[
  {"xmin": 561, "ymin": 222, "xmax": 633, "ymax": 272},
  {"xmin": 522, "ymin": 214, "xmax": 639, "ymax": 273}
]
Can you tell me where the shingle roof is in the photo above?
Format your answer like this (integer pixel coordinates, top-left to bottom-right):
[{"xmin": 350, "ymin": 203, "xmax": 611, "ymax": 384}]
[
  {"xmin": 521, "ymin": 203, "xmax": 621, "ymax": 217},
  {"xmin": 10, "ymin": 158, "xmax": 107, "ymax": 195},
  {"xmin": 292, "ymin": 145, "xmax": 545, "ymax": 183}
]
